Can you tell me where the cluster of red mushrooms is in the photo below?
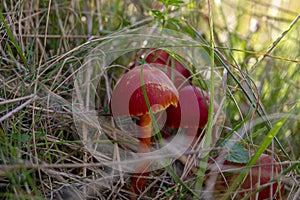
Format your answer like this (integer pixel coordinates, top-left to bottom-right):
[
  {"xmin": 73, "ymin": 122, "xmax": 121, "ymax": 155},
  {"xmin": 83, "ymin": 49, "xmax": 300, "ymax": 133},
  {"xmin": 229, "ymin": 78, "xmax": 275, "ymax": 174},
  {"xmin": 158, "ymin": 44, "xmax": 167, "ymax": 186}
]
[{"xmin": 110, "ymin": 49, "xmax": 284, "ymax": 198}]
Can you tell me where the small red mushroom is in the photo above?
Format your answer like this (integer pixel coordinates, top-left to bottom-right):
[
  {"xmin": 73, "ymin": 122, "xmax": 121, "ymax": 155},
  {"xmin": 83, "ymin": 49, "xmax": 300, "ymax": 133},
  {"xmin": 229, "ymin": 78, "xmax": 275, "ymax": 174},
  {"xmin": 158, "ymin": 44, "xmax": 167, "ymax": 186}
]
[
  {"xmin": 145, "ymin": 49, "xmax": 192, "ymax": 80},
  {"xmin": 165, "ymin": 85, "xmax": 218, "ymax": 140},
  {"xmin": 129, "ymin": 49, "xmax": 192, "ymax": 85},
  {"xmin": 162, "ymin": 85, "xmax": 220, "ymax": 179},
  {"xmin": 110, "ymin": 64, "xmax": 179, "ymax": 194},
  {"xmin": 213, "ymin": 153, "xmax": 284, "ymax": 199}
]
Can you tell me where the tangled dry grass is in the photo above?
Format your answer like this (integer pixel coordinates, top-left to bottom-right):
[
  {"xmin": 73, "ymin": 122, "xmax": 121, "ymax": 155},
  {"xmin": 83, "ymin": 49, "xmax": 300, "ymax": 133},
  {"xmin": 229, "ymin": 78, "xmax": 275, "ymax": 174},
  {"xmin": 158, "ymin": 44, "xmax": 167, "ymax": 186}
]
[{"xmin": 1, "ymin": 0, "xmax": 300, "ymax": 199}]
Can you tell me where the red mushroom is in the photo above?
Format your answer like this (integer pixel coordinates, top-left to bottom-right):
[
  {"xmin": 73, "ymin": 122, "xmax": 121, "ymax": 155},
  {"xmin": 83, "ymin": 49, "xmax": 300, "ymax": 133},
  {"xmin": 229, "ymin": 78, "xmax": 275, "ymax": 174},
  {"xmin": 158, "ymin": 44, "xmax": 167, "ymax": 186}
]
[
  {"xmin": 165, "ymin": 85, "xmax": 218, "ymax": 140},
  {"xmin": 161, "ymin": 85, "xmax": 220, "ymax": 179},
  {"xmin": 213, "ymin": 153, "xmax": 284, "ymax": 199},
  {"xmin": 129, "ymin": 49, "xmax": 192, "ymax": 85},
  {"xmin": 110, "ymin": 64, "xmax": 179, "ymax": 194},
  {"xmin": 145, "ymin": 49, "xmax": 192, "ymax": 80}
]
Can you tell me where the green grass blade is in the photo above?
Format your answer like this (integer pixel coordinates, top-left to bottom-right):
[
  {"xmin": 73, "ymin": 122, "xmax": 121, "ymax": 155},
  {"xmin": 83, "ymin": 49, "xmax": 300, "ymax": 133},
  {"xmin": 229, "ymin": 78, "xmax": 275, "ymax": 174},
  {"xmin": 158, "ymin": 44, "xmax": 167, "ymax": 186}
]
[
  {"xmin": 0, "ymin": 10, "xmax": 29, "ymax": 68},
  {"xmin": 195, "ymin": 0, "xmax": 215, "ymax": 193},
  {"xmin": 165, "ymin": 164, "xmax": 199, "ymax": 197}
]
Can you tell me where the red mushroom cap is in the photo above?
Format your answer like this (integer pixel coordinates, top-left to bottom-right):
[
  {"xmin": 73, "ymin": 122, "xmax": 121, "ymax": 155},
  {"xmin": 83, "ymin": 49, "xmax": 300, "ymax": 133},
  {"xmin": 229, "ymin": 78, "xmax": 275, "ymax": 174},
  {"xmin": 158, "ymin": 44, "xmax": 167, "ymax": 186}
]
[
  {"xmin": 242, "ymin": 153, "xmax": 283, "ymax": 199},
  {"xmin": 165, "ymin": 85, "xmax": 212, "ymax": 129},
  {"xmin": 145, "ymin": 49, "xmax": 192, "ymax": 79},
  {"xmin": 110, "ymin": 64, "xmax": 179, "ymax": 117},
  {"xmin": 213, "ymin": 153, "xmax": 284, "ymax": 199}
]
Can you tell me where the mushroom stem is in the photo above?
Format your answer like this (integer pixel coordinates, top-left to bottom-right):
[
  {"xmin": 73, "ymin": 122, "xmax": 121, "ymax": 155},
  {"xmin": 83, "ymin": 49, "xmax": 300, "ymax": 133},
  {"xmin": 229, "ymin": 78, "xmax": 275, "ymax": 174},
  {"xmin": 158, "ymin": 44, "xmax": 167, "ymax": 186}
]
[
  {"xmin": 138, "ymin": 114, "xmax": 152, "ymax": 153},
  {"xmin": 132, "ymin": 113, "xmax": 152, "ymax": 194}
]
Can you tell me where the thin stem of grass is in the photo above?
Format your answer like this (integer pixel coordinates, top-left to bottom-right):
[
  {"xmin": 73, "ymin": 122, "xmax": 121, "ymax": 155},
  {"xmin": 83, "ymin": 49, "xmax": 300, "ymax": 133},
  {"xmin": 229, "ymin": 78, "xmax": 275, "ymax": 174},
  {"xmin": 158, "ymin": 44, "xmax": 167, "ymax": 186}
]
[
  {"xmin": 250, "ymin": 14, "xmax": 300, "ymax": 72},
  {"xmin": 0, "ymin": 10, "xmax": 28, "ymax": 68},
  {"xmin": 195, "ymin": 0, "xmax": 215, "ymax": 194},
  {"xmin": 0, "ymin": 95, "xmax": 36, "ymax": 122}
]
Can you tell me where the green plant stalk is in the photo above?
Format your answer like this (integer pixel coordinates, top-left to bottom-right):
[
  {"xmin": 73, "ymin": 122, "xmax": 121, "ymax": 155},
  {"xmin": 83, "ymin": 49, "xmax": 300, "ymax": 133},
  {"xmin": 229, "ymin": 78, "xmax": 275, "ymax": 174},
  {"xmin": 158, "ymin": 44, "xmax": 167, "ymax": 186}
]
[
  {"xmin": 220, "ymin": 114, "xmax": 289, "ymax": 200},
  {"xmin": 244, "ymin": 126, "xmax": 268, "ymax": 142},
  {"xmin": 195, "ymin": 0, "xmax": 215, "ymax": 193},
  {"xmin": 54, "ymin": 1, "xmax": 69, "ymax": 50},
  {"xmin": 0, "ymin": 10, "xmax": 29, "ymax": 68}
]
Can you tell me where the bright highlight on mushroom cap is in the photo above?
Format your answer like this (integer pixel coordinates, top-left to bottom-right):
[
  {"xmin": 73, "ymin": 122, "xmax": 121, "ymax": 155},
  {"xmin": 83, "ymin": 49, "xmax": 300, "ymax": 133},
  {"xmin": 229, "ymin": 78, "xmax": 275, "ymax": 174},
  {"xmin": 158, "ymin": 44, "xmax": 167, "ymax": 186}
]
[{"xmin": 110, "ymin": 64, "xmax": 179, "ymax": 117}]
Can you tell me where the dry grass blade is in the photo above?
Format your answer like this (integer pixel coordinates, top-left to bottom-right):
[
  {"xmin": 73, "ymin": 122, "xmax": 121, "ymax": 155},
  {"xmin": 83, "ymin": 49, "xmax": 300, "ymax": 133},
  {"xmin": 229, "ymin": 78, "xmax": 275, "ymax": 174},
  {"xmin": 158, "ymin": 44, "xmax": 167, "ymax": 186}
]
[
  {"xmin": 0, "ymin": 94, "xmax": 36, "ymax": 122},
  {"xmin": 250, "ymin": 14, "xmax": 300, "ymax": 72},
  {"xmin": 0, "ymin": 94, "xmax": 35, "ymax": 106}
]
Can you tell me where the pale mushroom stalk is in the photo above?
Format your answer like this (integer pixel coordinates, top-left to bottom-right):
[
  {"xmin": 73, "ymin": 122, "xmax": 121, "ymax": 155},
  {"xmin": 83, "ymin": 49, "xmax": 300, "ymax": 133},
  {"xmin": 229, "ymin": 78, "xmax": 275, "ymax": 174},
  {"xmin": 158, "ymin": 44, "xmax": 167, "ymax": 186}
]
[{"xmin": 131, "ymin": 113, "xmax": 152, "ymax": 194}]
